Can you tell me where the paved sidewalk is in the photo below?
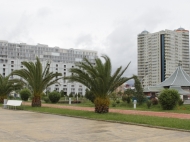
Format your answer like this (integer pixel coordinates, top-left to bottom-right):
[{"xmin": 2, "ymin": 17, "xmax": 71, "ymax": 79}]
[
  {"xmin": 23, "ymin": 102, "xmax": 190, "ymax": 119},
  {"xmin": 1, "ymin": 108, "xmax": 190, "ymax": 142}
]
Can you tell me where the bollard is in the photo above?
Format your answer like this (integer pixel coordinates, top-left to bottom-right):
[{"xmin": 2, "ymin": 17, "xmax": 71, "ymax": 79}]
[
  {"xmin": 133, "ymin": 100, "xmax": 137, "ymax": 109},
  {"xmin": 3, "ymin": 99, "xmax": 7, "ymax": 109},
  {"xmin": 69, "ymin": 97, "xmax": 71, "ymax": 105}
]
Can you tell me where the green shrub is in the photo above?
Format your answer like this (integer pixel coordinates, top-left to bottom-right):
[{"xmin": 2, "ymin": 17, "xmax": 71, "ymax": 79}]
[
  {"xmin": 122, "ymin": 95, "xmax": 131, "ymax": 104},
  {"xmin": 178, "ymin": 99, "xmax": 184, "ymax": 106},
  {"xmin": 112, "ymin": 102, "xmax": 116, "ymax": 107},
  {"xmin": 19, "ymin": 88, "xmax": 31, "ymax": 101},
  {"xmin": 126, "ymin": 96, "xmax": 131, "ymax": 104},
  {"xmin": 158, "ymin": 89, "xmax": 180, "ymax": 110},
  {"xmin": 116, "ymin": 99, "xmax": 120, "ymax": 104},
  {"xmin": 41, "ymin": 92, "xmax": 46, "ymax": 99},
  {"xmin": 48, "ymin": 91, "xmax": 61, "ymax": 103},
  {"xmin": 69, "ymin": 92, "xmax": 73, "ymax": 97},
  {"xmin": 78, "ymin": 94, "xmax": 81, "ymax": 98},
  {"xmin": 122, "ymin": 95, "xmax": 127, "ymax": 102},
  {"xmin": 8, "ymin": 95, "xmax": 14, "ymax": 100},
  {"xmin": 146, "ymin": 100, "xmax": 151, "ymax": 109},
  {"xmin": 44, "ymin": 97, "xmax": 50, "ymax": 103}
]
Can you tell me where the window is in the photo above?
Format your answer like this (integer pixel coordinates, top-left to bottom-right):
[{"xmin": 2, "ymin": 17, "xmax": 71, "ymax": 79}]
[{"xmin": 11, "ymin": 61, "xmax": 14, "ymax": 64}]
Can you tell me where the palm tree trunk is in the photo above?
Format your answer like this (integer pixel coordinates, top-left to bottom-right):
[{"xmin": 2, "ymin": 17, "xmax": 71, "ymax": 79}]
[
  {"xmin": 94, "ymin": 97, "xmax": 110, "ymax": 113},
  {"xmin": 32, "ymin": 96, "xmax": 41, "ymax": 107},
  {"xmin": 95, "ymin": 105, "xmax": 109, "ymax": 113}
]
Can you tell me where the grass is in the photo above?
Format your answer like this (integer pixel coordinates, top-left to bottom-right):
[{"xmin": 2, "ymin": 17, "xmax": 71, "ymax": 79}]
[
  {"xmin": 113, "ymin": 102, "xmax": 190, "ymax": 114},
  {"xmin": 22, "ymin": 105, "xmax": 190, "ymax": 131},
  {"xmin": 2, "ymin": 98, "xmax": 190, "ymax": 131}
]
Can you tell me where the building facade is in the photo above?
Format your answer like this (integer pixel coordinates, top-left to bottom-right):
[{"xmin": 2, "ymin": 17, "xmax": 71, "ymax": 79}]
[
  {"xmin": 138, "ymin": 28, "xmax": 189, "ymax": 87},
  {"xmin": 0, "ymin": 40, "xmax": 98, "ymax": 96}
]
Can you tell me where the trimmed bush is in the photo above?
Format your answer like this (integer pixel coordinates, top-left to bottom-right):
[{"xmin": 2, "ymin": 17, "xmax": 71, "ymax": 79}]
[
  {"xmin": 159, "ymin": 89, "xmax": 180, "ymax": 110},
  {"xmin": 48, "ymin": 91, "xmax": 61, "ymax": 103},
  {"xmin": 20, "ymin": 88, "xmax": 31, "ymax": 101}
]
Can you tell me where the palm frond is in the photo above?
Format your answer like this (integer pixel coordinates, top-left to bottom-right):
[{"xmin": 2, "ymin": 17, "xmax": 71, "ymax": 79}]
[{"xmin": 64, "ymin": 55, "xmax": 133, "ymax": 98}]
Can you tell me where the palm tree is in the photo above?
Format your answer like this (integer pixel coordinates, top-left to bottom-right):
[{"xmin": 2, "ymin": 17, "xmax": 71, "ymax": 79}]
[
  {"xmin": 0, "ymin": 74, "xmax": 23, "ymax": 103},
  {"xmin": 12, "ymin": 57, "xmax": 62, "ymax": 107},
  {"xmin": 64, "ymin": 55, "xmax": 133, "ymax": 113}
]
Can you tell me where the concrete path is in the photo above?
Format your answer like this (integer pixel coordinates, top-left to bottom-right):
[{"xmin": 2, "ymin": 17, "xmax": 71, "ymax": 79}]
[
  {"xmin": 23, "ymin": 102, "xmax": 190, "ymax": 119},
  {"xmin": 1, "ymin": 108, "xmax": 190, "ymax": 142}
]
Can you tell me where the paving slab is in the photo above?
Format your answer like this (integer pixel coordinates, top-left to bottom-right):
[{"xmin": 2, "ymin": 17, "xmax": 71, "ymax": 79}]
[{"xmin": 0, "ymin": 108, "xmax": 190, "ymax": 142}]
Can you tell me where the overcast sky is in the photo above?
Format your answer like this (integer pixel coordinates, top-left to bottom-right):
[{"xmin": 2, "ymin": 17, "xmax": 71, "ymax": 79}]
[{"xmin": 0, "ymin": 0, "xmax": 190, "ymax": 82}]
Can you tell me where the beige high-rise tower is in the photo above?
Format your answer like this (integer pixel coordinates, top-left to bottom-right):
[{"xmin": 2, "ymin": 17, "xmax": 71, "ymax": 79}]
[{"xmin": 137, "ymin": 28, "xmax": 189, "ymax": 87}]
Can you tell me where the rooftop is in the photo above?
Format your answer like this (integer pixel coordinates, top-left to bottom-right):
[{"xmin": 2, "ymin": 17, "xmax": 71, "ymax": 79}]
[{"xmin": 157, "ymin": 63, "xmax": 190, "ymax": 87}]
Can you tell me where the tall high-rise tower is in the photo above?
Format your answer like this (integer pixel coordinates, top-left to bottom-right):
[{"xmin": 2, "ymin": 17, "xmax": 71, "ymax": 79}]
[{"xmin": 138, "ymin": 28, "xmax": 189, "ymax": 87}]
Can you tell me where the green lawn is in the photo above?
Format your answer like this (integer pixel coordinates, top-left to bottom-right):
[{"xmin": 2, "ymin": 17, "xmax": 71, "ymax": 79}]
[{"xmin": 22, "ymin": 106, "xmax": 190, "ymax": 131}]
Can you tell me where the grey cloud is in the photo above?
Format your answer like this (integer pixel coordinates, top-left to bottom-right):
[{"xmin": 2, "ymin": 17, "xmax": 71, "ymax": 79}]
[
  {"xmin": 103, "ymin": 21, "xmax": 138, "ymax": 78},
  {"xmin": 75, "ymin": 34, "xmax": 93, "ymax": 48},
  {"xmin": 36, "ymin": 7, "xmax": 52, "ymax": 18},
  {"xmin": 6, "ymin": 13, "xmax": 33, "ymax": 43}
]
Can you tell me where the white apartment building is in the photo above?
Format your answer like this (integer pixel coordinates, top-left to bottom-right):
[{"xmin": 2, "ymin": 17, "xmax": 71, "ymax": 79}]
[
  {"xmin": 138, "ymin": 28, "xmax": 189, "ymax": 87},
  {"xmin": 0, "ymin": 40, "xmax": 98, "ymax": 96}
]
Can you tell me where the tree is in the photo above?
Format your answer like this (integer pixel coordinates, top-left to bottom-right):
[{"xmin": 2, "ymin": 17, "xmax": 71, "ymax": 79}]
[
  {"xmin": 0, "ymin": 74, "xmax": 23, "ymax": 103},
  {"xmin": 124, "ymin": 88, "xmax": 135, "ymax": 96},
  {"xmin": 64, "ymin": 55, "xmax": 133, "ymax": 113},
  {"xmin": 12, "ymin": 57, "xmax": 62, "ymax": 107},
  {"xmin": 133, "ymin": 75, "xmax": 144, "ymax": 104}
]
